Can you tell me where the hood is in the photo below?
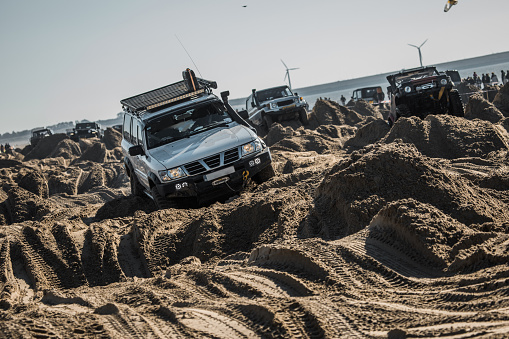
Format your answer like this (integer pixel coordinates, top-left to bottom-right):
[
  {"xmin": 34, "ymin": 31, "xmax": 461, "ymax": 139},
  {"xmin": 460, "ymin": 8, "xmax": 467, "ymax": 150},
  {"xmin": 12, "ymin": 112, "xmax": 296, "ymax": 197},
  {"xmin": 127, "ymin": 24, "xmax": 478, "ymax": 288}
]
[
  {"xmin": 148, "ymin": 123, "xmax": 256, "ymax": 169},
  {"xmin": 261, "ymin": 96, "xmax": 297, "ymax": 104}
]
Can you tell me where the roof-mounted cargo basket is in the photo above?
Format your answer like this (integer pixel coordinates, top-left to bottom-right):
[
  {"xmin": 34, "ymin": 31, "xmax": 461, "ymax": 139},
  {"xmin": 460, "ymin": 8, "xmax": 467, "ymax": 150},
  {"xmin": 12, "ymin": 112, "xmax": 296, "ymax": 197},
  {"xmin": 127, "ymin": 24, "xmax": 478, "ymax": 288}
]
[{"xmin": 121, "ymin": 68, "xmax": 217, "ymax": 114}]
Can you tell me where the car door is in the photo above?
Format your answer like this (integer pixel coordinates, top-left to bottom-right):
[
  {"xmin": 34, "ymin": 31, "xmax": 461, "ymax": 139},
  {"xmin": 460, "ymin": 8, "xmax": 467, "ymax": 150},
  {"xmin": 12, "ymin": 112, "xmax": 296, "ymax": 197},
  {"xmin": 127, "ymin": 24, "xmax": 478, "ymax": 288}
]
[
  {"xmin": 247, "ymin": 94, "xmax": 263, "ymax": 125},
  {"xmin": 132, "ymin": 120, "xmax": 151, "ymax": 189}
]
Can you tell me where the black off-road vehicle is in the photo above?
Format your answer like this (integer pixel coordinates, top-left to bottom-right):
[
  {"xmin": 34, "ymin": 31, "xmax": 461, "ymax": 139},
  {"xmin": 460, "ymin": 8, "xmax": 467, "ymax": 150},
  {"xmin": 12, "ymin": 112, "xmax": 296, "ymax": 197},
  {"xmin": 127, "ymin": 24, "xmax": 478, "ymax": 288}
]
[
  {"xmin": 68, "ymin": 122, "xmax": 103, "ymax": 141},
  {"xmin": 30, "ymin": 128, "xmax": 53, "ymax": 146},
  {"xmin": 387, "ymin": 66, "xmax": 464, "ymax": 126}
]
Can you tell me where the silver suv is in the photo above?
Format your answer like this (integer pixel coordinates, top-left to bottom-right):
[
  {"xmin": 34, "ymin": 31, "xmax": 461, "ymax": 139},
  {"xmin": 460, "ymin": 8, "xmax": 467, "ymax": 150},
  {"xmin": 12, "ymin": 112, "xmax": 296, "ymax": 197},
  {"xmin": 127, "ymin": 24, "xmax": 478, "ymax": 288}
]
[
  {"xmin": 245, "ymin": 85, "xmax": 309, "ymax": 130},
  {"xmin": 120, "ymin": 69, "xmax": 275, "ymax": 209}
]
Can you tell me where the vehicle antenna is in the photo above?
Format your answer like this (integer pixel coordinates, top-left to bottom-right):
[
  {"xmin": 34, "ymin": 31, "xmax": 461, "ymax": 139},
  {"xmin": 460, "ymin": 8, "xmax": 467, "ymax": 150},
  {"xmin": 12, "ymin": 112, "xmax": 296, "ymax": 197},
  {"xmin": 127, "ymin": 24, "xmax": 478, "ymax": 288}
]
[{"xmin": 175, "ymin": 34, "xmax": 203, "ymax": 78}]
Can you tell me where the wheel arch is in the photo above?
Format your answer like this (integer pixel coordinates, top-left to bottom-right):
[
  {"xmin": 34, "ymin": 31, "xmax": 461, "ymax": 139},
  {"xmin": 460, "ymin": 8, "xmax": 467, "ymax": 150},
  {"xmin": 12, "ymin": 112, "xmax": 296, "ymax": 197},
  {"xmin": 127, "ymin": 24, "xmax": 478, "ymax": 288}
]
[
  {"xmin": 148, "ymin": 172, "xmax": 160, "ymax": 189},
  {"xmin": 124, "ymin": 157, "xmax": 133, "ymax": 176}
]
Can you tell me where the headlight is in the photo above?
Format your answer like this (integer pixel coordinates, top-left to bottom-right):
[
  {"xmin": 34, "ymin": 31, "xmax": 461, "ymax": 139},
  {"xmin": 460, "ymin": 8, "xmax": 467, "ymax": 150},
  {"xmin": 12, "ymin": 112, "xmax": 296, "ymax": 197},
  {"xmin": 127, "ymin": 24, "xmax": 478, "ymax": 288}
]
[
  {"xmin": 269, "ymin": 102, "xmax": 278, "ymax": 109},
  {"xmin": 241, "ymin": 139, "xmax": 262, "ymax": 157},
  {"xmin": 294, "ymin": 98, "xmax": 299, "ymax": 103},
  {"xmin": 404, "ymin": 86, "xmax": 412, "ymax": 93},
  {"xmin": 159, "ymin": 167, "xmax": 187, "ymax": 181},
  {"xmin": 440, "ymin": 79, "xmax": 448, "ymax": 85}
]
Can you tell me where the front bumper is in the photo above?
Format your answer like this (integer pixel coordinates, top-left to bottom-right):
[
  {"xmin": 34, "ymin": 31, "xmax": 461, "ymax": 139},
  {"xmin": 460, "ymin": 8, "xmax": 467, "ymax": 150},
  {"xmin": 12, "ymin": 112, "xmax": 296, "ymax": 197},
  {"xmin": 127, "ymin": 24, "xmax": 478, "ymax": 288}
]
[
  {"xmin": 266, "ymin": 103, "xmax": 306, "ymax": 121},
  {"xmin": 155, "ymin": 148, "xmax": 272, "ymax": 200}
]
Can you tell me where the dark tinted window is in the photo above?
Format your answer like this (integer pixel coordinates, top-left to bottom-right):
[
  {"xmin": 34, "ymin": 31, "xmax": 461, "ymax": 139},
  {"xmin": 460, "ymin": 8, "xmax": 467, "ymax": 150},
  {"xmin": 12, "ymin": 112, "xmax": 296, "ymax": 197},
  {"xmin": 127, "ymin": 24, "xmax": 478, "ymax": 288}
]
[
  {"xmin": 256, "ymin": 86, "xmax": 292, "ymax": 102},
  {"xmin": 146, "ymin": 102, "xmax": 233, "ymax": 149},
  {"xmin": 123, "ymin": 114, "xmax": 132, "ymax": 142}
]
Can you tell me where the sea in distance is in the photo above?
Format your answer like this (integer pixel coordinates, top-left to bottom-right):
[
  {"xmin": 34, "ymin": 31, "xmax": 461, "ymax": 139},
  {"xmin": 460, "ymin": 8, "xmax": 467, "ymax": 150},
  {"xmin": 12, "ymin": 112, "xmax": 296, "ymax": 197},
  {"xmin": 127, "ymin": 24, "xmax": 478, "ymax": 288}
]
[{"xmin": 230, "ymin": 51, "xmax": 509, "ymax": 111}]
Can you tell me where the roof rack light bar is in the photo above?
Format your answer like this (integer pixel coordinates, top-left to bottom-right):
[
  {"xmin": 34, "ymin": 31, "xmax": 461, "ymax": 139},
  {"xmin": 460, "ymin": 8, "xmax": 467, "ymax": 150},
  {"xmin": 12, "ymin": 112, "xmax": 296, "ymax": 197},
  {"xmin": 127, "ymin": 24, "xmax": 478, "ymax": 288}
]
[{"xmin": 146, "ymin": 88, "xmax": 206, "ymax": 110}]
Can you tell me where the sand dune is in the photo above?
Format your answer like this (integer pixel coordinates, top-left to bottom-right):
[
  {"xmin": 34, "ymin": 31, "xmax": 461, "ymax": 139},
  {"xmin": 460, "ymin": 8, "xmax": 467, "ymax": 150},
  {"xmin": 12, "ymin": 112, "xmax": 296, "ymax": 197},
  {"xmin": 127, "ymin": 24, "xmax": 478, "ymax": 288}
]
[{"xmin": 1, "ymin": 87, "xmax": 509, "ymax": 337}]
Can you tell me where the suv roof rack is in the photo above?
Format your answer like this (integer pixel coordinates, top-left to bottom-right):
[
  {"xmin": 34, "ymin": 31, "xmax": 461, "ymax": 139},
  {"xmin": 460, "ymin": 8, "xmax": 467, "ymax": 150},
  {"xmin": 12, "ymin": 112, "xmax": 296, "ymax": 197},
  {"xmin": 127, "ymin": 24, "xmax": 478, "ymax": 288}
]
[{"xmin": 121, "ymin": 69, "xmax": 218, "ymax": 115}]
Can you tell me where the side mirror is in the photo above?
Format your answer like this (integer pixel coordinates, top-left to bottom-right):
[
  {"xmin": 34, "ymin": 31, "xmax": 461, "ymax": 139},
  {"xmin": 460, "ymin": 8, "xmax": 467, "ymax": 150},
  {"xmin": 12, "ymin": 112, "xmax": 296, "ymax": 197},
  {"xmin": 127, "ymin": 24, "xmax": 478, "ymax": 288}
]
[
  {"xmin": 238, "ymin": 110, "xmax": 249, "ymax": 120},
  {"xmin": 294, "ymin": 92, "xmax": 298, "ymax": 96},
  {"xmin": 129, "ymin": 145, "xmax": 145, "ymax": 156}
]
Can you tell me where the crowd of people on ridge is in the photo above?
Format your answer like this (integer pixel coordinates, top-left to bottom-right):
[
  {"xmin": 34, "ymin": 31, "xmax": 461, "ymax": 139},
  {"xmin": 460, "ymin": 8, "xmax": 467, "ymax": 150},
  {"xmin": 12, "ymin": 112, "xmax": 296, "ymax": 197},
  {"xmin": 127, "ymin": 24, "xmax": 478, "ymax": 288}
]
[{"xmin": 464, "ymin": 70, "xmax": 508, "ymax": 88}]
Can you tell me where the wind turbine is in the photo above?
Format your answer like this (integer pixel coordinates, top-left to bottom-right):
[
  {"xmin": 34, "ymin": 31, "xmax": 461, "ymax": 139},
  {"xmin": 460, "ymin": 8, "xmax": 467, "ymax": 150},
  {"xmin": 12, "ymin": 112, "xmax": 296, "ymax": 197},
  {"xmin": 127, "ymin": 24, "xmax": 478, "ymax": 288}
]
[
  {"xmin": 408, "ymin": 39, "xmax": 428, "ymax": 67},
  {"xmin": 281, "ymin": 59, "xmax": 299, "ymax": 90}
]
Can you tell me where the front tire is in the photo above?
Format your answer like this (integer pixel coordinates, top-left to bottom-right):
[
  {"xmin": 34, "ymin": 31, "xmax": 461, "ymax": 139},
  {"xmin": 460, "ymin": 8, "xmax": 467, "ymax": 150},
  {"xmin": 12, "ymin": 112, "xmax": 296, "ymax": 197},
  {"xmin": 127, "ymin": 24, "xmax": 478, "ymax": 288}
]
[
  {"xmin": 394, "ymin": 104, "xmax": 410, "ymax": 123},
  {"xmin": 299, "ymin": 108, "xmax": 309, "ymax": 125},
  {"xmin": 151, "ymin": 186, "xmax": 178, "ymax": 210},
  {"xmin": 263, "ymin": 114, "xmax": 273, "ymax": 131},
  {"xmin": 448, "ymin": 90, "xmax": 464, "ymax": 117},
  {"xmin": 252, "ymin": 164, "xmax": 275, "ymax": 185},
  {"xmin": 130, "ymin": 171, "xmax": 145, "ymax": 197}
]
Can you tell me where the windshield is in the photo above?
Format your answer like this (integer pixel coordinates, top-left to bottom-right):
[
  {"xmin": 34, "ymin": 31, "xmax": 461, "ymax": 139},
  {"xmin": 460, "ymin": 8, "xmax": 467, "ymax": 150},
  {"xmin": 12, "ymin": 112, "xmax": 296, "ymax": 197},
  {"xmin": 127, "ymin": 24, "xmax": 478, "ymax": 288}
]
[
  {"xmin": 146, "ymin": 101, "xmax": 233, "ymax": 149},
  {"xmin": 393, "ymin": 68, "xmax": 439, "ymax": 87},
  {"xmin": 33, "ymin": 129, "xmax": 50, "ymax": 137},
  {"xmin": 76, "ymin": 123, "xmax": 97, "ymax": 130},
  {"xmin": 360, "ymin": 88, "xmax": 378, "ymax": 99},
  {"xmin": 256, "ymin": 87, "xmax": 293, "ymax": 102}
]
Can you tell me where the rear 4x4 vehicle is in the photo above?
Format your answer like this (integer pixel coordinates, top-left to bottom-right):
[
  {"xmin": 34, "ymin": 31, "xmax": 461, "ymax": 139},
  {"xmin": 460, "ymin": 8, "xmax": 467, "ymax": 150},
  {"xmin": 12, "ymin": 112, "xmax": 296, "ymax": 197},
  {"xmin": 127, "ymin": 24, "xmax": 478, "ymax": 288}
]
[
  {"xmin": 68, "ymin": 122, "xmax": 103, "ymax": 141},
  {"xmin": 30, "ymin": 128, "xmax": 53, "ymax": 146},
  {"xmin": 245, "ymin": 85, "xmax": 309, "ymax": 130},
  {"xmin": 350, "ymin": 86, "xmax": 385, "ymax": 105},
  {"xmin": 121, "ymin": 69, "xmax": 275, "ymax": 209},
  {"xmin": 387, "ymin": 66, "xmax": 464, "ymax": 126}
]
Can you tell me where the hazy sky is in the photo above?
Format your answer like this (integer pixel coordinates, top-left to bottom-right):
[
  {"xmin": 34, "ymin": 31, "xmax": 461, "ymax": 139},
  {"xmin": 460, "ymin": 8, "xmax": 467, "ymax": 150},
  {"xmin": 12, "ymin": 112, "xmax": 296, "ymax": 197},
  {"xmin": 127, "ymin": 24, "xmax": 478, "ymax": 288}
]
[{"xmin": 1, "ymin": 0, "xmax": 508, "ymax": 134}]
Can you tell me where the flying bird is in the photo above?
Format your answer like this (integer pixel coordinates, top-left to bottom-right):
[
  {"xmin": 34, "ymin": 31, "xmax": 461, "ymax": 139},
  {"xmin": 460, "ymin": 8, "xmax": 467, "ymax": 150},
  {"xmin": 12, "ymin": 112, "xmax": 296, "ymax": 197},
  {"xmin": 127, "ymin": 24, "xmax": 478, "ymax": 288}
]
[
  {"xmin": 444, "ymin": 0, "xmax": 458, "ymax": 12},
  {"xmin": 242, "ymin": 5, "xmax": 247, "ymax": 7}
]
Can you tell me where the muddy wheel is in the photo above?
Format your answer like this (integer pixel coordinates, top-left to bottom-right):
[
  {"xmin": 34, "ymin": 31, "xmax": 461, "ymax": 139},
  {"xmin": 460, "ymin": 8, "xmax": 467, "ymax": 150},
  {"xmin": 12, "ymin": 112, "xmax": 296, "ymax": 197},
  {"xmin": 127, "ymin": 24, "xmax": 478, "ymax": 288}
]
[
  {"xmin": 448, "ymin": 90, "xmax": 464, "ymax": 117},
  {"xmin": 395, "ymin": 104, "xmax": 410, "ymax": 122},
  {"xmin": 252, "ymin": 163, "xmax": 275, "ymax": 185},
  {"xmin": 299, "ymin": 108, "xmax": 309, "ymax": 125},
  {"xmin": 130, "ymin": 171, "xmax": 145, "ymax": 197},
  {"xmin": 263, "ymin": 114, "xmax": 273, "ymax": 131},
  {"xmin": 151, "ymin": 186, "xmax": 178, "ymax": 210}
]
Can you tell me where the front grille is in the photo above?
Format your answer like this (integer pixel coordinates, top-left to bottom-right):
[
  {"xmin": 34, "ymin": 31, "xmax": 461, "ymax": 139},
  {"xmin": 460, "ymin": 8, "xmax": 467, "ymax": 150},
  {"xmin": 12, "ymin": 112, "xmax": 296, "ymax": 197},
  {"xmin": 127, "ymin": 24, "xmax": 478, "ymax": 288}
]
[
  {"xmin": 224, "ymin": 148, "xmax": 239, "ymax": 164},
  {"xmin": 277, "ymin": 99, "xmax": 294, "ymax": 107},
  {"xmin": 183, "ymin": 147, "xmax": 240, "ymax": 176},
  {"xmin": 203, "ymin": 154, "xmax": 221, "ymax": 168},
  {"xmin": 185, "ymin": 161, "xmax": 206, "ymax": 175}
]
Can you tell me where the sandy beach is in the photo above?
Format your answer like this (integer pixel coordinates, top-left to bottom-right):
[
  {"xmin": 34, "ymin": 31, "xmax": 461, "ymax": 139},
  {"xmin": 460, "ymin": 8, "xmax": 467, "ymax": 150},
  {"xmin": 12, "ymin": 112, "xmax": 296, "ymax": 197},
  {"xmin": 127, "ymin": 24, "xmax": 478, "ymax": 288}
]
[{"xmin": 1, "ymin": 83, "xmax": 509, "ymax": 338}]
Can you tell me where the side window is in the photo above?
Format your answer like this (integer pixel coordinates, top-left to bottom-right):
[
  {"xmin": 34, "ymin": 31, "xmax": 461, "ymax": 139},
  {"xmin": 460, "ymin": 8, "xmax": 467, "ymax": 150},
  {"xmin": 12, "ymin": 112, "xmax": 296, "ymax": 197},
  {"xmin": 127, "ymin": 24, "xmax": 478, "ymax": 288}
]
[
  {"xmin": 129, "ymin": 117, "xmax": 134, "ymax": 144},
  {"xmin": 123, "ymin": 114, "xmax": 132, "ymax": 142},
  {"xmin": 136, "ymin": 122, "xmax": 143, "ymax": 145}
]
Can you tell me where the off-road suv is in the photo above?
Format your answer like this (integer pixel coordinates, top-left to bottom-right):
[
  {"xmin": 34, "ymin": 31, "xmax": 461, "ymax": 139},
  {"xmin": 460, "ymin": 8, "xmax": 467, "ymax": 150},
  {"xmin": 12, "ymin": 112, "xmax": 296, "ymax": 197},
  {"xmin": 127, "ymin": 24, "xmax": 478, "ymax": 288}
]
[
  {"xmin": 387, "ymin": 66, "xmax": 464, "ymax": 126},
  {"xmin": 350, "ymin": 86, "xmax": 385, "ymax": 105},
  {"xmin": 120, "ymin": 69, "xmax": 275, "ymax": 209},
  {"xmin": 245, "ymin": 85, "xmax": 309, "ymax": 130},
  {"xmin": 68, "ymin": 122, "xmax": 103, "ymax": 141},
  {"xmin": 30, "ymin": 128, "xmax": 53, "ymax": 146}
]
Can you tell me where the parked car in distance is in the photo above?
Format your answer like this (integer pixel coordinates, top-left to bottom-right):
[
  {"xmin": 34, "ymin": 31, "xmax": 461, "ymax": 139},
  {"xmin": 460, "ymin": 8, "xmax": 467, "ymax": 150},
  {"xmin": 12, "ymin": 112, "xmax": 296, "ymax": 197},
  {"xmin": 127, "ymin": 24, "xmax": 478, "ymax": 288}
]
[
  {"xmin": 350, "ymin": 86, "xmax": 385, "ymax": 105},
  {"xmin": 30, "ymin": 128, "xmax": 53, "ymax": 146},
  {"xmin": 445, "ymin": 70, "xmax": 462, "ymax": 87},
  {"xmin": 68, "ymin": 122, "xmax": 103, "ymax": 141}
]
